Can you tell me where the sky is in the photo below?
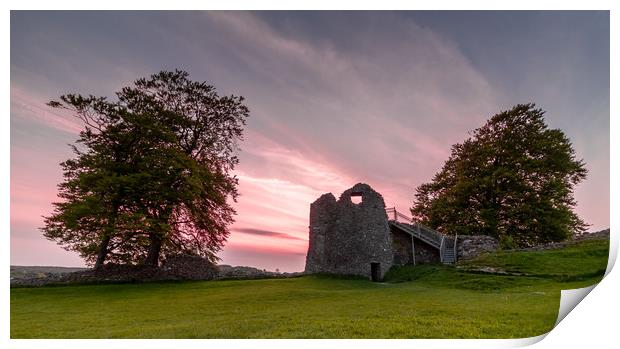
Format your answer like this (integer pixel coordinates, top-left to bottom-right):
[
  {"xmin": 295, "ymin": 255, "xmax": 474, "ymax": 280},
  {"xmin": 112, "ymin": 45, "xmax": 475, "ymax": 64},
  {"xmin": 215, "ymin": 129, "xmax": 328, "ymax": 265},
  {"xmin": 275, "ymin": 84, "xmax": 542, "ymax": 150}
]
[{"xmin": 10, "ymin": 11, "xmax": 609, "ymax": 272}]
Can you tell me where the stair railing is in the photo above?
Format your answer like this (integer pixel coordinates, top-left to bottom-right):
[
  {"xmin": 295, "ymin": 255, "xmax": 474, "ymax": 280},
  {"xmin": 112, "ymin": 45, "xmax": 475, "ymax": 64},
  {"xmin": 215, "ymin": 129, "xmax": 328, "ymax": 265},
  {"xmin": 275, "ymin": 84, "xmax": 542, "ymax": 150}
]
[
  {"xmin": 386, "ymin": 207, "xmax": 446, "ymax": 247},
  {"xmin": 440, "ymin": 235, "xmax": 445, "ymax": 262},
  {"xmin": 386, "ymin": 207, "xmax": 459, "ymax": 264},
  {"xmin": 453, "ymin": 234, "xmax": 458, "ymax": 262},
  {"xmin": 385, "ymin": 207, "xmax": 414, "ymax": 224}
]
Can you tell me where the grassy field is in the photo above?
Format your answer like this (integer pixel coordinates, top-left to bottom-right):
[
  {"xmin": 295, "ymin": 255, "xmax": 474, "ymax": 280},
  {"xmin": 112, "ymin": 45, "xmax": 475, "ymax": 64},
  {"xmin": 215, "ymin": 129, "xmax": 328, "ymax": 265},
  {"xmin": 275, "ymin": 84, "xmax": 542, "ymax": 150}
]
[{"xmin": 10, "ymin": 238, "xmax": 608, "ymax": 339}]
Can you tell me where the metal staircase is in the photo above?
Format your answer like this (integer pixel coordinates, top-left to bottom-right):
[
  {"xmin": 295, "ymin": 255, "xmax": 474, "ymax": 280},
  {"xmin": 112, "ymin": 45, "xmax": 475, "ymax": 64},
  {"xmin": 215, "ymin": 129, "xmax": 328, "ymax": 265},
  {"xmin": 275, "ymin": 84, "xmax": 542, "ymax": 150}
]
[
  {"xmin": 386, "ymin": 207, "xmax": 457, "ymax": 264},
  {"xmin": 442, "ymin": 238, "xmax": 456, "ymax": 264}
]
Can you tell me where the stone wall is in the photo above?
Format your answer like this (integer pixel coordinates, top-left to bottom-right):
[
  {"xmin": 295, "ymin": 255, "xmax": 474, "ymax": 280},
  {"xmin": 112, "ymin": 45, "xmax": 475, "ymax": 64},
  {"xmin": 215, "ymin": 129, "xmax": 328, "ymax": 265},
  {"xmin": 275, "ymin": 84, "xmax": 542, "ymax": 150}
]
[
  {"xmin": 517, "ymin": 228, "xmax": 610, "ymax": 252},
  {"xmin": 161, "ymin": 254, "xmax": 219, "ymax": 280},
  {"xmin": 305, "ymin": 183, "xmax": 393, "ymax": 279},
  {"xmin": 414, "ymin": 238, "xmax": 441, "ymax": 264},
  {"xmin": 304, "ymin": 193, "xmax": 337, "ymax": 274},
  {"xmin": 391, "ymin": 229, "xmax": 413, "ymax": 265},
  {"xmin": 575, "ymin": 229, "xmax": 610, "ymax": 241},
  {"xmin": 11, "ymin": 256, "xmax": 219, "ymax": 287},
  {"xmin": 456, "ymin": 235, "xmax": 499, "ymax": 260}
]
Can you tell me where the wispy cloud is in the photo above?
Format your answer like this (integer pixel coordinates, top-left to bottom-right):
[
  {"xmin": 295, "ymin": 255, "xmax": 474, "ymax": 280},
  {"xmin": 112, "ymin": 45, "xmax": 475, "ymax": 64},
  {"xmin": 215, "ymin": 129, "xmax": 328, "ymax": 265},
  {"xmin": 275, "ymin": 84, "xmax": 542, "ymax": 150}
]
[
  {"xmin": 11, "ymin": 84, "xmax": 83, "ymax": 134},
  {"xmin": 219, "ymin": 243, "xmax": 307, "ymax": 272},
  {"xmin": 235, "ymin": 228, "xmax": 307, "ymax": 241},
  {"xmin": 214, "ymin": 11, "xmax": 500, "ymax": 218},
  {"xmin": 8, "ymin": 11, "xmax": 505, "ymax": 270},
  {"xmin": 10, "ymin": 11, "xmax": 608, "ymax": 270}
]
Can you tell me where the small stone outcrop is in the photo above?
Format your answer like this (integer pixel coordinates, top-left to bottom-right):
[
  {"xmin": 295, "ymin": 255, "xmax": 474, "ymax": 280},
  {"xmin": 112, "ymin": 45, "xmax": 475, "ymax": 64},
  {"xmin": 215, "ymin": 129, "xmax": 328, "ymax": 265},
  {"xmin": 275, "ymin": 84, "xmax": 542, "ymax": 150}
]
[{"xmin": 305, "ymin": 183, "xmax": 393, "ymax": 280}]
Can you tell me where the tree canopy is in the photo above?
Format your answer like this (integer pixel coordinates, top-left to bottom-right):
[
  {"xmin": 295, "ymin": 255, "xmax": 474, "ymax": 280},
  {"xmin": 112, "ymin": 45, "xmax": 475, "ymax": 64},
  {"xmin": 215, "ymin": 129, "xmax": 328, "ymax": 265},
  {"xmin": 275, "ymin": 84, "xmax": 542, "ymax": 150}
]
[
  {"xmin": 411, "ymin": 103, "xmax": 587, "ymax": 247},
  {"xmin": 42, "ymin": 70, "xmax": 249, "ymax": 268}
]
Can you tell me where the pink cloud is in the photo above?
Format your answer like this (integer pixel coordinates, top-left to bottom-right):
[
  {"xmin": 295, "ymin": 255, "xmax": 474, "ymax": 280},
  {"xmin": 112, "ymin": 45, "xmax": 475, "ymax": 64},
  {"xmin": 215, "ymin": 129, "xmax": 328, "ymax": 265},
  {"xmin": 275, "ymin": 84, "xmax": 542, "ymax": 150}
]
[
  {"xmin": 10, "ymin": 12, "xmax": 607, "ymax": 272},
  {"xmin": 220, "ymin": 242, "xmax": 306, "ymax": 272},
  {"xmin": 11, "ymin": 84, "xmax": 83, "ymax": 134}
]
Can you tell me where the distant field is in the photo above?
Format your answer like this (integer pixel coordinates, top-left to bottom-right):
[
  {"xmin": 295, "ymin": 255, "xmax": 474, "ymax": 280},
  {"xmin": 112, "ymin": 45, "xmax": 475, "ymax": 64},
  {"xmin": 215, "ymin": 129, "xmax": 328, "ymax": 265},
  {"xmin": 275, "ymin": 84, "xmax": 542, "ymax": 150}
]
[
  {"xmin": 10, "ymin": 238, "xmax": 608, "ymax": 339},
  {"xmin": 10, "ymin": 266, "xmax": 88, "ymax": 280}
]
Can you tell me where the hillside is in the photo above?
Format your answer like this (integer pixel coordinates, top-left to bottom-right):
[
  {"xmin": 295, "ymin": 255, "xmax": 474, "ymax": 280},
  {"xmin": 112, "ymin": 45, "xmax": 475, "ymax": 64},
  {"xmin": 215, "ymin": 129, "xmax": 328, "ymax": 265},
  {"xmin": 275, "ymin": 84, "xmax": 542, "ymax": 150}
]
[
  {"xmin": 10, "ymin": 266, "xmax": 88, "ymax": 281},
  {"xmin": 10, "ymin": 236, "xmax": 609, "ymax": 339}
]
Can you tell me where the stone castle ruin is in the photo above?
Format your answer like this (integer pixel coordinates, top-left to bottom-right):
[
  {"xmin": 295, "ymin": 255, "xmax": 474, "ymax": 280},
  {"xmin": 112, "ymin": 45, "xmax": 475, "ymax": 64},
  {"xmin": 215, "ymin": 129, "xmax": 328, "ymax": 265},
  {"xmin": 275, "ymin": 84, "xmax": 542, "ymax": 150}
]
[{"xmin": 305, "ymin": 183, "xmax": 498, "ymax": 281}]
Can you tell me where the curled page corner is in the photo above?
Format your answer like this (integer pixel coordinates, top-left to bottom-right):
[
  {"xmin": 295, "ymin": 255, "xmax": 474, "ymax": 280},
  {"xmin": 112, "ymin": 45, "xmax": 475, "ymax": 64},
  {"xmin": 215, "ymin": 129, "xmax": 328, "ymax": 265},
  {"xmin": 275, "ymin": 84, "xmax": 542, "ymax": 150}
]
[
  {"xmin": 516, "ymin": 284, "xmax": 600, "ymax": 347},
  {"xmin": 555, "ymin": 284, "xmax": 597, "ymax": 327},
  {"xmin": 510, "ymin": 332, "xmax": 549, "ymax": 347},
  {"xmin": 522, "ymin": 233, "xmax": 614, "ymax": 345}
]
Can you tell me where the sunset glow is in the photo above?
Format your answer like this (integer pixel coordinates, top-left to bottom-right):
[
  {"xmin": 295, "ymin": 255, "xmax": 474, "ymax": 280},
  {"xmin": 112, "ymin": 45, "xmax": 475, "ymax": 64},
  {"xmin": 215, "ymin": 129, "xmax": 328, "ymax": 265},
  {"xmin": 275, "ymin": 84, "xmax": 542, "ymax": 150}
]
[{"xmin": 11, "ymin": 11, "xmax": 609, "ymax": 272}]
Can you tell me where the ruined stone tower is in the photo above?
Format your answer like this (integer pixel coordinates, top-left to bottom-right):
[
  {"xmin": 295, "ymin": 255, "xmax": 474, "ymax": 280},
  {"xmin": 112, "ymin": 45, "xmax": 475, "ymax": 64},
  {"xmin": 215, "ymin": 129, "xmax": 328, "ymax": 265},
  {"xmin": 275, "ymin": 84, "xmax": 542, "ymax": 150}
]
[
  {"xmin": 305, "ymin": 183, "xmax": 393, "ymax": 280},
  {"xmin": 305, "ymin": 183, "xmax": 499, "ymax": 280}
]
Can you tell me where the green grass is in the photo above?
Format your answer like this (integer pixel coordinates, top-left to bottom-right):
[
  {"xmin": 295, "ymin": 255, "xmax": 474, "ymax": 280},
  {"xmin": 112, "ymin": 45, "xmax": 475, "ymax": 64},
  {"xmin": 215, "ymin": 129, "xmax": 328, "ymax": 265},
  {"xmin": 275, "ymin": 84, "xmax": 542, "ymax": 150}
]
[
  {"xmin": 458, "ymin": 238, "xmax": 609, "ymax": 281},
  {"xmin": 10, "ymin": 238, "xmax": 608, "ymax": 339}
]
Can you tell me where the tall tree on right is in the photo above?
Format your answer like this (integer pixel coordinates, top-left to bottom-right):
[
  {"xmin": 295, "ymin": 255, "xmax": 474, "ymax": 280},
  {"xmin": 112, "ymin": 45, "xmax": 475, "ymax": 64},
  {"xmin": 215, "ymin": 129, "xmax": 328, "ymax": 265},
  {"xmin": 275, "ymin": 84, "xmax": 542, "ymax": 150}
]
[{"xmin": 411, "ymin": 103, "xmax": 588, "ymax": 247}]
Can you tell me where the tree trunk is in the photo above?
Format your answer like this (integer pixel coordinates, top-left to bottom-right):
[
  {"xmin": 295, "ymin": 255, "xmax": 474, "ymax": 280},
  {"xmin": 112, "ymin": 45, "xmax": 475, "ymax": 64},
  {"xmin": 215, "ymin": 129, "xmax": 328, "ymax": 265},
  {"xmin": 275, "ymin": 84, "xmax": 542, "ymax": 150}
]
[
  {"xmin": 144, "ymin": 208, "xmax": 171, "ymax": 267},
  {"xmin": 94, "ymin": 205, "xmax": 118, "ymax": 271},
  {"xmin": 144, "ymin": 232, "xmax": 163, "ymax": 267},
  {"xmin": 94, "ymin": 235, "xmax": 111, "ymax": 271}
]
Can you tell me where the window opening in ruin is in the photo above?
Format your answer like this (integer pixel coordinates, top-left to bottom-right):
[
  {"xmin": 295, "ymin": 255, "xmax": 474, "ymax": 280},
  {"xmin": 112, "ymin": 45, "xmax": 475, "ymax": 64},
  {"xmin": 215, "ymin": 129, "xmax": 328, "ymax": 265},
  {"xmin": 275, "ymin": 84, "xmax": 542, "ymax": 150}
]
[
  {"xmin": 370, "ymin": 262, "xmax": 381, "ymax": 282},
  {"xmin": 350, "ymin": 191, "xmax": 363, "ymax": 205}
]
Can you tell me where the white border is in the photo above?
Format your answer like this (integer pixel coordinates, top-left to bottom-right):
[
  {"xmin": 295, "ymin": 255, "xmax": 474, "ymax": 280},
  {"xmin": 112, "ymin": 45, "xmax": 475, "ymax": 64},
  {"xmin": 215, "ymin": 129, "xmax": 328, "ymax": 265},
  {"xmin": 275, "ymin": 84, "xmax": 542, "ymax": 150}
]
[{"xmin": 4, "ymin": 1, "xmax": 617, "ymax": 349}]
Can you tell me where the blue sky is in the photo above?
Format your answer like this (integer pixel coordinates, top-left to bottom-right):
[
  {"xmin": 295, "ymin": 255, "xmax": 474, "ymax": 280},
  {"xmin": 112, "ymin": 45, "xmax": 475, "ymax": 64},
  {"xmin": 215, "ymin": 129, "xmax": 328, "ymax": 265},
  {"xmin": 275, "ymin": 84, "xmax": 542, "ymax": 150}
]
[{"xmin": 11, "ymin": 11, "xmax": 609, "ymax": 271}]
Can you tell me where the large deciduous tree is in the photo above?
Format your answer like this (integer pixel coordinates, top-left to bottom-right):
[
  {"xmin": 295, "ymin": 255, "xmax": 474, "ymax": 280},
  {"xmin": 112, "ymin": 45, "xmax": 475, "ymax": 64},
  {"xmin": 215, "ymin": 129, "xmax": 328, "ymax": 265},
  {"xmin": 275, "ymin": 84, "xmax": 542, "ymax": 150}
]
[
  {"xmin": 42, "ymin": 70, "xmax": 249, "ymax": 267},
  {"xmin": 411, "ymin": 103, "xmax": 587, "ymax": 247}
]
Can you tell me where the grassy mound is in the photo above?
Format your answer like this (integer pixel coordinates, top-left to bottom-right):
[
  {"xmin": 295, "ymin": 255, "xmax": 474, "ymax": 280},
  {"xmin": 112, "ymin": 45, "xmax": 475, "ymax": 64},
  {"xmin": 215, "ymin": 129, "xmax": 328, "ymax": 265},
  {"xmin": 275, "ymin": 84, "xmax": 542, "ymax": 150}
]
[
  {"xmin": 458, "ymin": 238, "xmax": 609, "ymax": 281},
  {"xmin": 384, "ymin": 238, "xmax": 608, "ymax": 288}
]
